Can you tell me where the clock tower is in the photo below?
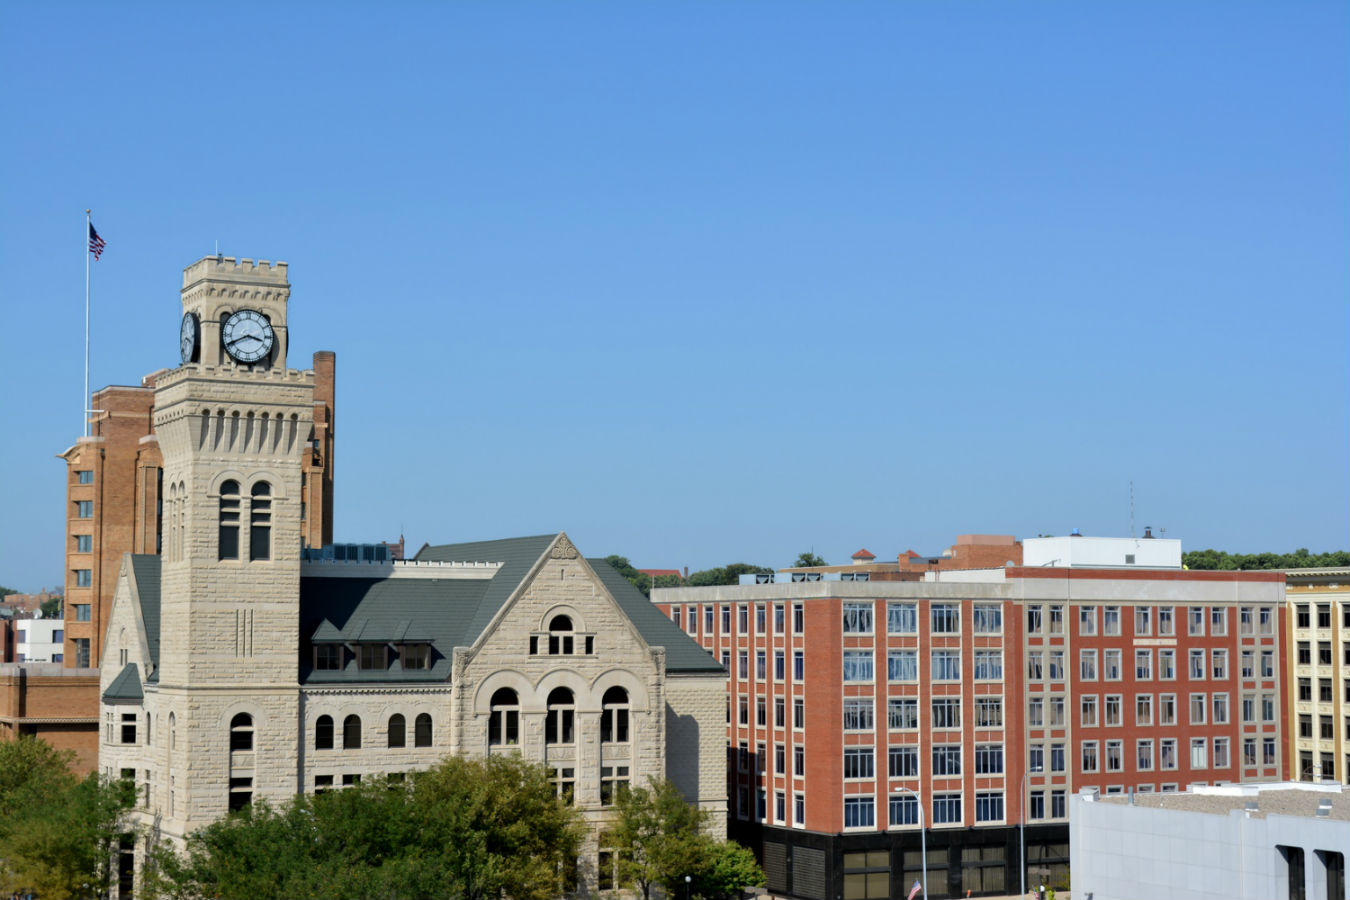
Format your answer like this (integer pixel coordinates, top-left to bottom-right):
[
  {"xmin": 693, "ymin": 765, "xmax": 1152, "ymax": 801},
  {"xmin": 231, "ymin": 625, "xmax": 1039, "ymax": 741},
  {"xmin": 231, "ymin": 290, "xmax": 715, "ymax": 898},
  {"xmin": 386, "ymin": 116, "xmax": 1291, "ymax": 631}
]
[{"xmin": 152, "ymin": 256, "xmax": 316, "ymax": 826}]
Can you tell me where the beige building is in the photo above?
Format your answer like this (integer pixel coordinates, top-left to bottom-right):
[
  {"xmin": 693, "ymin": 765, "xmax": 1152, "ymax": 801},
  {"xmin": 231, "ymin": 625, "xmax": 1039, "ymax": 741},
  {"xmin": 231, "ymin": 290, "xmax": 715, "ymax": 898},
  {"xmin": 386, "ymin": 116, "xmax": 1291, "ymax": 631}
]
[
  {"xmin": 98, "ymin": 256, "xmax": 726, "ymax": 898},
  {"xmin": 1285, "ymin": 567, "xmax": 1350, "ymax": 784}
]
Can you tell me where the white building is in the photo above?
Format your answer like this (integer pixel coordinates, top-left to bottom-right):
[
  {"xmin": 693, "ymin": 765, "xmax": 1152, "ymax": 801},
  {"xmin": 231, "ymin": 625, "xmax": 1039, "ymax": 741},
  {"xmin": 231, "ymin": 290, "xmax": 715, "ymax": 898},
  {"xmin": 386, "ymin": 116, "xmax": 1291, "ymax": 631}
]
[
  {"xmin": 16, "ymin": 616, "xmax": 65, "ymax": 663},
  {"xmin": 1022, "ymin": 531, "xmax": 1182, "ymax": 569},
  {"xmin": 1070, "ymin": 781, "xmax": 1348, "ymax": 900}
]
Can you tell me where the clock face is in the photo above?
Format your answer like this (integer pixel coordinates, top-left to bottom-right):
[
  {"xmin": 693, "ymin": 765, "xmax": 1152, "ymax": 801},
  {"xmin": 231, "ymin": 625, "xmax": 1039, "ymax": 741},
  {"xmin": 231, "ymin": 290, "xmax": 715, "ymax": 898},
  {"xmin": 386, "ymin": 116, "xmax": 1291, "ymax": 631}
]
[
  {"xmin": 221, "ymin": 309, "xmax": 275, "ymax": 364},
  {"xmin": 180, "ymin": 312, "xmax": 199, "ymax": 364}
]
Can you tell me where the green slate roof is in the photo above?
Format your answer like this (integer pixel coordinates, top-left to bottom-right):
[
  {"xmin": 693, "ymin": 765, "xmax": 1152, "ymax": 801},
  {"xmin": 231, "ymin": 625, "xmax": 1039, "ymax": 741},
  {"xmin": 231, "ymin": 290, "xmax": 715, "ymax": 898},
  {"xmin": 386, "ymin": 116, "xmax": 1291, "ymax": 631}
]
[
  {"xmin": 587, "ymin": 559, "xmax": 724, "ymax": 675},
  {"xmin": 122, "ymin": 533, "xmax": 722, "ymax": 687},
  {"xmin": 130, "ymin": 555, "xmax": 161, "ymax": 682},
  {"xmin": 103, "ymin": 663, "xmax": 143, "ymax": 701}
]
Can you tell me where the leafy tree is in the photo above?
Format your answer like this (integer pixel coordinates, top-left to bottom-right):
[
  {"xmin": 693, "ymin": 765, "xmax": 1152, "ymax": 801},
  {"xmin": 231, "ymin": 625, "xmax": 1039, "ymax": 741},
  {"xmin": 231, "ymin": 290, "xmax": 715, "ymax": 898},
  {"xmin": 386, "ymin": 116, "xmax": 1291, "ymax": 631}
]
[
  {"xmin": 40, "ymin": 596, "xmax": 63, "ymax": 618},
  {"xmin": 686, "ymin": 563, "xmax": 773, "ymax": 587},
  {"xmin": 151, "ymin": 754, "xmax": 581, "ymax": 900},
  {"xmin": 0, "ymin": 737, "xmax": 134, "ymax": 899},
  {"xmin": 611, "ymin": 778, "xmax": 763, "ymax": 900},
  {"xmin": 1183, "ymin": 548, "xmax": 1350, "ymax": 570},
  {"xmin": 793, "ymin": 551, "xmax": 827, "ymax": 567},
  {"xmin": 0, "ymin": 584, "xmax": 18, "ymax": 599}
]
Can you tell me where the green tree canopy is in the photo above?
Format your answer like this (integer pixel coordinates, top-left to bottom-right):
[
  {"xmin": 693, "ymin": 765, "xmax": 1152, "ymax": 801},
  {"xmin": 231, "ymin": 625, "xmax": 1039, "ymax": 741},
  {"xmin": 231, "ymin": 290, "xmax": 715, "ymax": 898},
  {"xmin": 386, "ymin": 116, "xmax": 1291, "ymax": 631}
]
[
  {"xmin": 0, "ymin": 736, "xmax": 134, "ymax": 899},
  {"xmin": 1183, "ymin": 548, "xmax": 1350, "ymax": 570},
  {"xmin": 793, "ymin": 551, "xmax": 827, "ymax": 567},
  {"xmin": 151, "ymin": 754, "xmax": 582, "ymax": 900},
  {"xmin": 686, "ymin": 563, "xmax": 773, "ymax": 587},
  {"xmin": 610, "ymin": 778, "xmax": 764, "ymax": 900},
  {"xmin": 40, "ymin": 596, "xmax": 63, "ymax": 618}
]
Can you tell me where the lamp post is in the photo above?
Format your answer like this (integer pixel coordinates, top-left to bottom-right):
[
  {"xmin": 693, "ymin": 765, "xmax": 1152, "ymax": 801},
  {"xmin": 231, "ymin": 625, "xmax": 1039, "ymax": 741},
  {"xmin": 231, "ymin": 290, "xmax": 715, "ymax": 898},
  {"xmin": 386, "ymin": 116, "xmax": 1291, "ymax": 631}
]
[
  {"xmin": 1020, "ymin": 765, "xmax": 1043, "ymax": 899},
  {"xmin": 685, "ymin": 873, "xmax": 692, "ymax": 900},
  {"xmin": 895, "ymin": 785, "xmax": 926, "ymax": 900}
]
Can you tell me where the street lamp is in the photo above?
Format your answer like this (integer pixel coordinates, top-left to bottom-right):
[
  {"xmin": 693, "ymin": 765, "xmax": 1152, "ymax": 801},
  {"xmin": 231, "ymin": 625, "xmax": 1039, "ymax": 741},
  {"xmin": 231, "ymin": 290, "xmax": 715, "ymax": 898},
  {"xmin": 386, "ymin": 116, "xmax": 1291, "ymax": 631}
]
[
  {"xmin": 1020, "ymin": 765, "xmax": 1043, "ymax": 899},
  {"xmin": 685, "ymin": 873, "xmax": 692, "ymax": 900},
  {"xmin": 895, "ymin": 785, "xmax": 926, "ymax": 900}
]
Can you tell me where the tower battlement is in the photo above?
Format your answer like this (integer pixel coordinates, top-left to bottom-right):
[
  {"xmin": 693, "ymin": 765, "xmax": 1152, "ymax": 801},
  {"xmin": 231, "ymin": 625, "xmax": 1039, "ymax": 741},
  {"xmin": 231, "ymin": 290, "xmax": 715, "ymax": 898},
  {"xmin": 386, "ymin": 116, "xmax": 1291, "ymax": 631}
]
[{"xmin": 182, "ymin": 255, "xmax": 289, "ymax": 289}]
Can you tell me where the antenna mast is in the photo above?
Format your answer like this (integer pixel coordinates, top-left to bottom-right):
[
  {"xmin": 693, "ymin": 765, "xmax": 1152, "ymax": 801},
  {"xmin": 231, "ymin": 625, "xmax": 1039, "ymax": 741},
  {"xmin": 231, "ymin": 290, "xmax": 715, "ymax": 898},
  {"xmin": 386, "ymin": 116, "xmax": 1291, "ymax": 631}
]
[{"xmin": 1129, "ymin": 481, "xmax": 1135, "ymax": 539}]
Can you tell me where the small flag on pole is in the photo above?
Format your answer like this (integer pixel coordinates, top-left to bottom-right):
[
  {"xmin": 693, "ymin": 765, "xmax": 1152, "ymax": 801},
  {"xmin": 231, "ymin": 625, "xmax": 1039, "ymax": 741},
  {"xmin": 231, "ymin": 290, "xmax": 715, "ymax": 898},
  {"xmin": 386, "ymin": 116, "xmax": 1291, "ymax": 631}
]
[
  {"xmin": 88, "ymin": 222, "xmax": 106, "ymax": 259},
  {"xmin": 907, "ymin": 880, "xmax": 922, "ymax": 900}
]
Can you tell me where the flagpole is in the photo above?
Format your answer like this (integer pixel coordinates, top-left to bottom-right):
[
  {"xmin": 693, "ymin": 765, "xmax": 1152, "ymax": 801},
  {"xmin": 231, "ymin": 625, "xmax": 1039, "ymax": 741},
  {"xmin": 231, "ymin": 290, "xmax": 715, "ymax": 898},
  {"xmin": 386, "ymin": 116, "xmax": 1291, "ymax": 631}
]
[{"xmin": 84, "ymin": 209, "xmax": 91, "ymax": 438}]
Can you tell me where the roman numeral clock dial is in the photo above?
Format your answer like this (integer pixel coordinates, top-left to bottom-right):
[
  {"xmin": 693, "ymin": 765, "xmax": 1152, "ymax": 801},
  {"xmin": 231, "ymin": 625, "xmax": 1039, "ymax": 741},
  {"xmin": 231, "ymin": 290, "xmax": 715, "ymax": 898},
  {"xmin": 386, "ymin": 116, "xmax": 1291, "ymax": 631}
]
[{"xmin": 221, "ymin": 309, "xmax": 276, "ymax": 364}]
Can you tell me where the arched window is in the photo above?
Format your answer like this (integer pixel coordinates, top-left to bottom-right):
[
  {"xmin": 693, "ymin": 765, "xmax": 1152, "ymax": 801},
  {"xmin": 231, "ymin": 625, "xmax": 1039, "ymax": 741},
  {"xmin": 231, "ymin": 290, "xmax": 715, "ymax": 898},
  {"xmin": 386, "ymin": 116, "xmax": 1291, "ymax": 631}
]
[
  {"xmin": 169, "ymin": 711, "xmax": 176, "ymax": 751},
  {"xmin": 548, "ymin": 615, "xmax": 574, "ymax": 655},
  {"xmin": 489, "ymin": 688, "xmax": 519, "ymax": 746},
  {"xmin": 249, "ymin": 481, "xmax": 271, "ymax": 561},
  {"xmin": 545, "ymin": 687, "xmax": 575, "ymax": 745},
  {"xmin": 343, "ymin": 714, "xmax": 362, "ymax": 749},
  {"xmin": 414, "ymin": 713, "xmax": 433, "ymax": 748},
  {"xmin": 219, "ymin": 480, "xmax": 240, "ymax": 560},
  {"xmin": 388, "ymin": 714, "xmax": 406, "ymax": 748},
  {"xmin": 601, "ymin": 686, "xmax": 629, "ymax": 743},
  {"xmin": 230, "ymin": 713, "xmax": 254, "ymax": 752},
  {"xmin": 315, "ymin": 714, "xmax": 334, "ymax": 750}
]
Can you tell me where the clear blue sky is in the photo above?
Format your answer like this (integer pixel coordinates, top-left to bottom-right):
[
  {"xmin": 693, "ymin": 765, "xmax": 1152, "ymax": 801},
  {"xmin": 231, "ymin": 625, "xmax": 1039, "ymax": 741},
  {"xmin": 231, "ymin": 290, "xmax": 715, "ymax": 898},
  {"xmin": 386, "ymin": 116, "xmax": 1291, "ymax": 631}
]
[{"xmin": 2, "ymin": 2, "xmax": 1346, "ymax": 592}]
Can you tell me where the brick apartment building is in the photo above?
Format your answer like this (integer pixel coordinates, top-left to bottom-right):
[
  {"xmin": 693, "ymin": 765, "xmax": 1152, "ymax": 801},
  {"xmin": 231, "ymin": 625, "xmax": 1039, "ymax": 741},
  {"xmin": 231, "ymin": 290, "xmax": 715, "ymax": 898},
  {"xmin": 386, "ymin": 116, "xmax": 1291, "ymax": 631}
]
[{"xmin": 653, "ymin": 535, "xmax": 1287, "ymax": 900}]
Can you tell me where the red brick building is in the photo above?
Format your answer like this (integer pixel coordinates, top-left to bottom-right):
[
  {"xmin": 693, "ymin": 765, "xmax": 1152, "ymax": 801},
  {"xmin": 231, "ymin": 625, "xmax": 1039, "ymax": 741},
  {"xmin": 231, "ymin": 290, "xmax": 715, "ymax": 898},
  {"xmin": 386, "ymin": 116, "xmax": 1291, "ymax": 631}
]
[{"xmin": 653, "ymin": 539, "xmax": 1286, "ymax": 899}]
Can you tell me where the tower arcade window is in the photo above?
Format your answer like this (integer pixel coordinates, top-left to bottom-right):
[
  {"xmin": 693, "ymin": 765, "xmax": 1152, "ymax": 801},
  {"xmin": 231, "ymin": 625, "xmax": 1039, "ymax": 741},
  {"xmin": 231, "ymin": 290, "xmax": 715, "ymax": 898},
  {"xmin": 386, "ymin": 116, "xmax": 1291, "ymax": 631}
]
[
  {"xmin": 388, "ymin": 714, "xmax": 406, "ymax": 748},
  {"xmin": 488, "ymin": 688, "xmax": 519, "ymax": 746},
  {"xmin": 229, "ymin": 713, "xmax": 254, "ymax": 752},
  {"xmin": 218, "ymin": 480, "xmax": 240, "ymax": 560},
  {"xmin": 545, "ymin": 687, "xmax": 575, "ymax": 745},
  {"xmin": 249, "ymin": 481, "xmax": 271, "ymax": 560},
  {"xmin": 601, "ymin": 686, "xmax": 629, "ymax": 743}
]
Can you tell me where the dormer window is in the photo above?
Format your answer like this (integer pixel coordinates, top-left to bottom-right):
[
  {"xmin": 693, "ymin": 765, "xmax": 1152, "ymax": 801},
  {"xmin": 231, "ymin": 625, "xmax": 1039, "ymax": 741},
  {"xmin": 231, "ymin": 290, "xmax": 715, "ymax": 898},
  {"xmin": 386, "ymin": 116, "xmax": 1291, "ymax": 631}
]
[
  {"xmin": 358, "ymin": 644, "xmax": 388, "ymax": 670},
  {"xmin": 315, "ymin": 644, "xmax": 342, "ymax": 670},
  {"xmin": 400, "ymin": 643, "xmax": 430, "ymax": 670}
]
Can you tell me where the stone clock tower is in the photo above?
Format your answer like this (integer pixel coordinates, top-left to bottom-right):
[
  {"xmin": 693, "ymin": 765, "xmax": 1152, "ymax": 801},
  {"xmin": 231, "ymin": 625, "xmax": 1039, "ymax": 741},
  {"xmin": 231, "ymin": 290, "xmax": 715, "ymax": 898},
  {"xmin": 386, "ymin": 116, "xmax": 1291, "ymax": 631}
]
[{"xmin": 152, "ymin": 256, "xmax": 316, "ymax": 826}]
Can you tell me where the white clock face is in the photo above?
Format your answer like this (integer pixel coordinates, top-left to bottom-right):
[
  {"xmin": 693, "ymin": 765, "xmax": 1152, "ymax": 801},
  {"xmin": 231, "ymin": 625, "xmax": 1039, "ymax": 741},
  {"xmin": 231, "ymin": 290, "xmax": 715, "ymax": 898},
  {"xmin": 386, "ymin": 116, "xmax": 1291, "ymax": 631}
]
[
  {"xmin": 180, "ymin": 313, "xmax": 199, "ymax": 364},
  {"xmin": 222, "ymin": 309, "xmax": 275, "ymax": 363}
]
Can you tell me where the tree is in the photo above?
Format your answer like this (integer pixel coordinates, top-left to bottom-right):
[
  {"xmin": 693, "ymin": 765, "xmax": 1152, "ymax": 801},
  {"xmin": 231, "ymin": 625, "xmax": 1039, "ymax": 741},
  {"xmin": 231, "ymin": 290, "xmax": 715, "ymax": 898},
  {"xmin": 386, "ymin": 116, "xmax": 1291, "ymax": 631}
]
[
  {"xmin": 150, "ymin": 754, "xmax": 582, "ymax": 900},
  {"xmin": 1183, "ymin": 548, "xmax": 1350, "ymax": 570},
  {"xmin": 611, "ymin": 778, "xmax": 764, "ymax": 900},
  {"xmin": 686, "ymin": 563, "xmax": 773, "ymax": 587},
  {"xmin": 793, "ymin": 551, "xmax": 826, "ymax": 567},
  {"xmin": 0, "ymin": 737, "xmax": 134, "ymax": 899},
  {"xmin": 40, "ymin": 596, "xmax": 63, "ymax": 618}
]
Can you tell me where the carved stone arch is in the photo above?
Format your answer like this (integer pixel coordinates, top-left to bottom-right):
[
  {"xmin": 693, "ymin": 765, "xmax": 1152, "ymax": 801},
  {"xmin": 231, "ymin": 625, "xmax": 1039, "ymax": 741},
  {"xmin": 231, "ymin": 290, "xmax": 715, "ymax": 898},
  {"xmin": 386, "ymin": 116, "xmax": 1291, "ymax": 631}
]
[
  {"xmin": 533, "ymin": 669, "xmax": 591, "ymax": 711},
  {"xmin": 206, "ymin": 469, "xmax": 249, "ymax": 498},
  {"xmin": 219, "ymin": 699, "xmax": 264, "ymax": 732},
  {"xmin": 473, "ymin": 669, "xmax": 533, "ymax": 715},
  {"xmin": 242, "ymin": 470, "xmax": 286, "ymax": 500},
  {"xmin": 589, "ymin": 668, "xmax": 651, "ymax": 711},
  {"xmin": 539, "ymin": 604, "xmax": 584, "ymax": 634}
]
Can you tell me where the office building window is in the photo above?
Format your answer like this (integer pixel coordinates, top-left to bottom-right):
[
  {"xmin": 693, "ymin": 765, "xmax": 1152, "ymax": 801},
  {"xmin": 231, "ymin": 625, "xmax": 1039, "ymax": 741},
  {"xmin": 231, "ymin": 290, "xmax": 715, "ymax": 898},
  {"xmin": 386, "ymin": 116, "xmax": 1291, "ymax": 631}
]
[
  {"xmin": 1158, "ymin": 607, "xmax": 1174, "ymax": 636},
  {"xmin": 973, "ymin": 604, "xmax": 1002, "ymax": 633},
  {"xmin": 975, "ymin": 791, "xmax": 1004, "ymax": 822},
  {"xmin": 933, "ymin": 793, "xmax": 962, "ymax": 824},
  {"xmin": 1211, "ymin": 608, "xmax": 1227, "ymax": 635},
  {"xmin": 1134, "ymin": 607, "xmax": 1151, "ymax": 636},
  {"xmin": 844, "ymin": 748, "xmax": 874, "ymax": 779},
  {"xmin": 931, "ymin": 604, "xmax": 960, "ymax": 634},
  {"xmin": 974, "ymin": 650, "xmax": 1002, "ymax": 680},
  {"xmin": 1081, "ymin": 695, "xmax": 1098, "ymax": 727},
  {"xmin": 890, "ymin": 793, "xmax": 919, "ymax": 825},
  {"xmin": 1080, "ymin": 650, "xmax": 1097, "ymax": 681},
  {"xmin": 932, "ymin": 650, "xmax": 960, "ymax": 681},
  {"xmin": 842, "ymin": 602, "xmax": 873, "ymax": 634},
  {"xmin": 843, "ymin": 699, "xmax": 874, "ymax": 731},
  {"xmin": 1104, "ymin": 649, "xmax": 1122, "ymax": 680},
  {"xmin": 1137, "ymin": 739, "xmax": 1154, "ymax": 771},
  {"xmin": 889, "ymin": 698, "xmax": 918, "ymax": 730},
  {"xmin": 932, "ymin": 745, "xmax": 961, "ymax": 776},
  {"xmin": 1103, "ymin": 606, "xmax": 1120, "ymax": 635},
  {"xmin": 843, "ymin": 650, "xmax": 874, "ymax": 682},
  {"xmin": 887, "ymin": 602, "xmax": 917, "ymax": 634},
  {"xmin": 889, "ymin": 746, "xmax": 919, "ymax": 778},
  {"xmin": 843, "ymin": 797, "xmax": 875, "ymax": 828},
  {"xmin": 77, "ymin": 470, "xmax": 93, "ymax": 484},
  {"xmin": 1079, "ymin": 605, "xmax": 1096, "ymax": 635},
  {"xmin": 76, "ymin": 500, "xmax": 93, "ymax": 518},
  {"xmin": 1135, "ymin": 694, "xmax": 1153, "ymax": 726},
  {"xmin": 974, "ymin": 744, "xmax": 1003, "ymax": 775},
  {"xmin": 1188, "ymin": 607, "xmax": 1205, "ymax": 636},
  {"xmin": 1081, "ymin": 741, "xmax": 1099, "ymax": 773},
  {"xmin": 932, "ymin": 698, "xmax": 960, "ymax": 729},
  {"xmin": 793, "ymin": 650, "xmax": 804, "ymax": 680},
  {"xmin": 74, "ymin": 569, "xmax": 92, "ymax": 587},
  {"xmin": 976, "ymin": 697, "xmax": 1003, "ymax": 728},
  {"xmin": 888, "ymin": 650, "xmax": 917, "ymax": 681},
  {"xmin": 75, "ymin": 534, "xmax": 92, "ymax": 553},
  {"xmin": 793, "ymin": 603, "xmax": 804, "ymax": 633}
]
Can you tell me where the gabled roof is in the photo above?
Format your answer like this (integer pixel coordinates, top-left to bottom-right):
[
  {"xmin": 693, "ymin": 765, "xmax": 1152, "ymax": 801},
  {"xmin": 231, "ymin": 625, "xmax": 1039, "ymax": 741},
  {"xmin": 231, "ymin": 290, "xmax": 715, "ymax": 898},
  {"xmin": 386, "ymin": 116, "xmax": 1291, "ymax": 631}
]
[
  {"xmin": 588, "ymin": 560, "xmax": 723, "ymax": 675},
  {"xmin": 130, "ymin": 555, "xmax": 161, "ymax": 680},
  {"xmin": 851, "ymin": 548, "xmax": 875, "ymax": 560},
  {"xmin": 103, "ymin": 663, "xmax": 143, "ymax": 701}
]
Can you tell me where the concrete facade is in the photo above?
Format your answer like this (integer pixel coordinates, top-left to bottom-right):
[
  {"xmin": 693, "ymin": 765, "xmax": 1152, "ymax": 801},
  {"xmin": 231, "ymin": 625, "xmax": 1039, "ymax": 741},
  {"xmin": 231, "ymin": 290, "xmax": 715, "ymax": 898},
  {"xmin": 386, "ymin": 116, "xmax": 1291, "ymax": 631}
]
[
  {"xmin": 1070, "ymin": 781, "xmax": 1348, "ymax": 900},
  {"xmin": 1286, "ymin": 567, "xmax": 1350, "ymax": 785}
]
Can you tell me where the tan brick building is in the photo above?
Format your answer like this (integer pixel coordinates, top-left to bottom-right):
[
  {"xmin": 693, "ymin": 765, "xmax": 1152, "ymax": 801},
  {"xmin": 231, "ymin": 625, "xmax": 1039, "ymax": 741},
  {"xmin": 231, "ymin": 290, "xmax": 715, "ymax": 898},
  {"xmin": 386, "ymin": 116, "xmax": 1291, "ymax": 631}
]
[{"xmin": 97, "ymin": 255, "xmax": 727, "ymax": 898}]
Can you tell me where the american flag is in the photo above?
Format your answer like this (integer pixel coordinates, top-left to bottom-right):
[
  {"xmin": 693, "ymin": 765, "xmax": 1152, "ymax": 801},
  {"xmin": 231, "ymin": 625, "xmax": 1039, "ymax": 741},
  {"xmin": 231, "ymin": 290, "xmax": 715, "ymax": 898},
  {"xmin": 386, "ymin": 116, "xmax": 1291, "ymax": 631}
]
[
  {"xmin": 88, "ymin": 222, "xmax": 106, "ymax": 260},
  {"xmin": 907, "ymin": 880, "xmax": 922, "ymax": 900}
]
